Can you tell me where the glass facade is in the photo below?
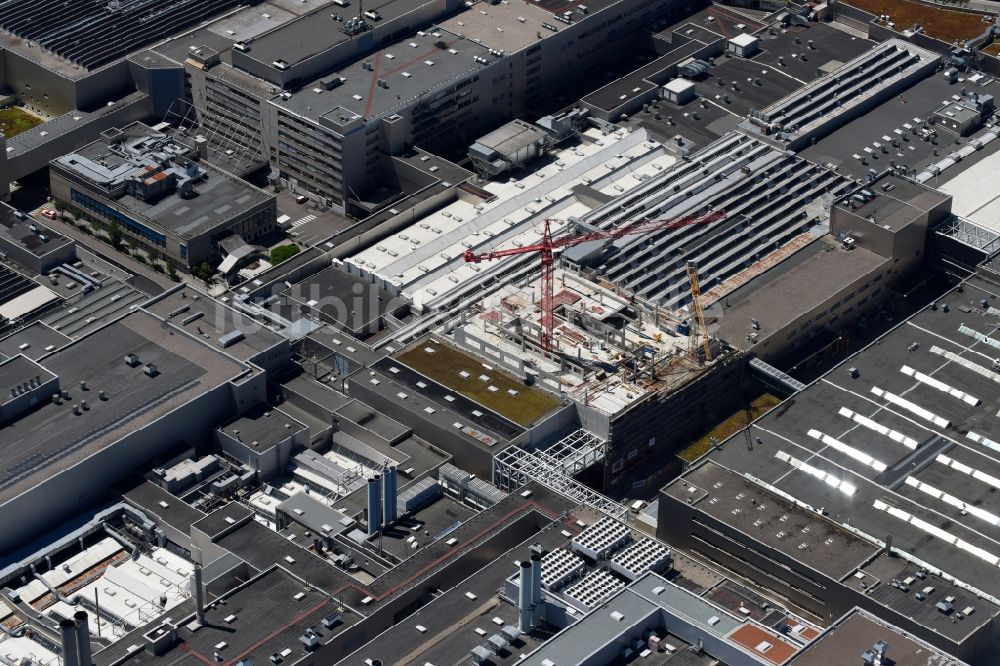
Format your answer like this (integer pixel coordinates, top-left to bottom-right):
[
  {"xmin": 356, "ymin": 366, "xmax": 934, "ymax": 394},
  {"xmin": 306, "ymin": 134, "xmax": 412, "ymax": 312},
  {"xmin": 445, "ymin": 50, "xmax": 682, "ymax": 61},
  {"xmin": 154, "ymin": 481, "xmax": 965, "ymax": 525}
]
[{"xmin": 70, "ymin": 189, "xmax": 166, "ymax": 247}]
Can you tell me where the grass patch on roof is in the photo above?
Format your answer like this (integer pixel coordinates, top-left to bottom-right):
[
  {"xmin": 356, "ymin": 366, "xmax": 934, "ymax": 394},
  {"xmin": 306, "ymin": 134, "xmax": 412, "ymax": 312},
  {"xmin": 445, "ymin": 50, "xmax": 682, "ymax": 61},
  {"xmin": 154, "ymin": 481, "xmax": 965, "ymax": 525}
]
[
  {"xmin": 679, "ymin": 393, "xmax": 782, "ymax": 463},
  {"xmin": 395, "ymin": 339, "xmax": 561, "ymax": 427},
  {"xmin": 0, "ymin": 106, "xmax": 44, "ymax": 138}
]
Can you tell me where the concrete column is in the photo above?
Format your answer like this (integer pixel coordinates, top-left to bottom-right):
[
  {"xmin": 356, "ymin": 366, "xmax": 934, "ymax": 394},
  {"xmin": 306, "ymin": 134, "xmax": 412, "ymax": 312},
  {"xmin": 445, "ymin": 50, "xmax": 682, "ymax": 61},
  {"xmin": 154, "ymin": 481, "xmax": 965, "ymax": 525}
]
[
  {"xmin": 59, "ymin": 620, "xmax": 79, "ymax": 666},
  {"xmin": 74, "ymin": 611, "xmax": 92, "ymax": 666},
  {"xmin": 517, "ymin": 561, "xmax": 532, "ymax": 634},
  {"xmin": 192, "ymin": 562, "xmax": 205, "ymax": 625},
  {"xmin": 530, "ymin": 551, "xmax": 543, "ymax": 626}
]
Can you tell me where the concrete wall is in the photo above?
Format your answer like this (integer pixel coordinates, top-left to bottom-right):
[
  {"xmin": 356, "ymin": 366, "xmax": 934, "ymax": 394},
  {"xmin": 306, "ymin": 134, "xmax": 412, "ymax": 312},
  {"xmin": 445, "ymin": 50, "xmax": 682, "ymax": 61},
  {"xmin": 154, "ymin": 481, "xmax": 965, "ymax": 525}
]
[
  {"xmin": 0, "ymin": 93, "xmax": 151, "ymax": 199},
  {"xmin": 604, "ymin": 351, "xmax": 747, "ymax": 494},
  {"xmin": 656, "ymin": 483, "xmax": 995, "ymax": 664},
  {"xmin": 345, "ymin": 377, "xmax": 507, "ymax": 476},
  {"xmin": 0, "ymin": 379, "xmax": 240, "ymax": 555}
]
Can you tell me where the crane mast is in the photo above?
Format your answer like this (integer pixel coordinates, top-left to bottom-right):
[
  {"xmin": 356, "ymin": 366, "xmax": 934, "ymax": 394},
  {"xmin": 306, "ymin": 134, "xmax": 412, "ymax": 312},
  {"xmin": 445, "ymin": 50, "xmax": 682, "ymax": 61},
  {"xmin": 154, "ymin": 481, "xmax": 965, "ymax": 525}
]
[
  {"xmin": 463, "ymin": 211, "xmax": 726, "ymax": 354},
  {"xmin": 686, "ymin": 261, "xmax": 713, "ymax": 363}
]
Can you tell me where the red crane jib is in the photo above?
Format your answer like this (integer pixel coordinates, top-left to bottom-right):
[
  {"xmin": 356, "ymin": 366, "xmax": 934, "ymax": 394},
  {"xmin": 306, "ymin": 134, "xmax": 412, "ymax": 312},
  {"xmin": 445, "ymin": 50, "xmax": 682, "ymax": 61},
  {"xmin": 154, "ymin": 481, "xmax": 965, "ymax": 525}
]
[{"xmin": 461, "ymin": 210, "xmax": 727, "ymax": 352}]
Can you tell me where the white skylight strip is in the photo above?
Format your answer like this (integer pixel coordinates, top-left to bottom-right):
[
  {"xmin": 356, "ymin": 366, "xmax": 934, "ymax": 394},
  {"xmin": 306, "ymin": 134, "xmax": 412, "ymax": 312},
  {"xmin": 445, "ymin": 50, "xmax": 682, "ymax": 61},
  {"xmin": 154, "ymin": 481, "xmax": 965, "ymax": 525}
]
[
  {"xmin": 937, "ymin": 454, "xmax": 1000, "ymax": 491},
  {"xmin": 774, "ymin": 450, "xmax": 856, "ymax": 496},
  {"xmin": 871, "ymin": 500, "xmax": 1000, "ymax": 567},
  {"xmin": 838, "ymin": 407, "xmax": 919, "ymax": 449},
  {"xmin": 967, "ymin": 432, "xmax": 1000, "ymax": 453},
  {"xmin": 904, "ymin": 477, "xmax": 1000, "ymax": 527},
  {"xmin": 900, "ymin": 365, "xmax": 980, "ymax": 406},
  {"xmin": 870, "ymin": 387, "xmax": 951, "ymax": 428},
  {"xmin": 807, "ymin": 429, "xmax": 887, "ymax": 472},
  {"xmin": 958, "ymin": 324, "xmax": 1000, "ymax": 351},
  {"xmin": 929, "ymin": 346, "xmax": 1000, "ymax": 385}
]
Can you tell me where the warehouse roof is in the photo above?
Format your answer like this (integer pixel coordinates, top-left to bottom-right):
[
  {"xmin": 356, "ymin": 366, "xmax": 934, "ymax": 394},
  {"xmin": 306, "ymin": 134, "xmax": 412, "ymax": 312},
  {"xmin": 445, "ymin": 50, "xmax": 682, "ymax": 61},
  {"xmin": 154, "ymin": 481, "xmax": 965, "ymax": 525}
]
[
  {"xmin": 697, "ymin": 271, "xmax": 1000, "ymax": 613},
  {"xmin": 0, "ymin": 310, "xmax": 248, "ymax": 506}
]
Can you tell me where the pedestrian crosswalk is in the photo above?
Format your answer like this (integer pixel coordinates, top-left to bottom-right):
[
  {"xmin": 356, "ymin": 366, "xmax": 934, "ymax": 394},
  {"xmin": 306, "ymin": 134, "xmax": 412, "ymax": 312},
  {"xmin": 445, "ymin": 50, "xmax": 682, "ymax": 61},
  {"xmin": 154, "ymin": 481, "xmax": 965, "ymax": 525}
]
[{"xmin": 290, "ymin": 214, "xmax": 316, "ymax": 229}]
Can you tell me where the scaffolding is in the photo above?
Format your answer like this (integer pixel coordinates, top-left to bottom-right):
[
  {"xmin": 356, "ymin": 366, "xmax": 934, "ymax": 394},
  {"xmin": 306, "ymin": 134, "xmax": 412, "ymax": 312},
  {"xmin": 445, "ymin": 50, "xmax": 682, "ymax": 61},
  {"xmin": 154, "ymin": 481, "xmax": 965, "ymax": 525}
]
[
  {"xmin": 493, "ymin": 434, "xmax": 626, "ymax": 522},
  {"xmin": 935, "ymin": 217, "xmax": 1000, "ymax": 257},
  {"xmin": 538, "ymin": 429, "xmax": 608, "ymax": 478}
]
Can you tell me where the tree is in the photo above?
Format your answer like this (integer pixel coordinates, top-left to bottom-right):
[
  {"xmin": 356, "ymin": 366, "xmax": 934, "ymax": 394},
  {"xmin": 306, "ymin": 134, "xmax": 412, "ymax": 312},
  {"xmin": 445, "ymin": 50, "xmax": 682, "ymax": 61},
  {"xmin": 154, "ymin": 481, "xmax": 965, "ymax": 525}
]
[
  {"xmin": 270, "ymin": 244, "xmax": 301, "ymax": 264},
  {"xmin": 193, "ymin": 262, "xmax": 214, "ymax": 283},
  {"xmin": 166, "ymin": 260, "xmax": 179, "ymax": 282},
  {"xmin": 108, "ymin": 222, "xmax": 122, "ymax": 249}
]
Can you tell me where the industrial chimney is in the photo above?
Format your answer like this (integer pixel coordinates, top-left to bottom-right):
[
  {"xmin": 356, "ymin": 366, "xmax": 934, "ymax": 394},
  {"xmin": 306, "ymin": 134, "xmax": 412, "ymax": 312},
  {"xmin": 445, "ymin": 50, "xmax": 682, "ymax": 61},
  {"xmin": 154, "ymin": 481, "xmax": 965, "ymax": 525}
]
[
  {"xmin": 386, "ymin": 466, "xmax": 398, "ymax": 523},
  {"xmin": 530, "ymin": 551, "xmax": 544, "ymax": 627},
  {"xmin": 192, "ymin": 562, "xmax": 205, "ymax": 625},
  {"xmin": 517, "ymin": 561, "xmax": 532, "ymax": 634},
  {"xmin": 367, "ymin": 476, "xmax": 382, "ymax": 535},
  {"xmin": 74, "ymin": 611, "xmax": 93, "ymax": 666},
  {"xmin": 60, "ymin": 619, "xmax": 79, "ymax": 666},
  {"xmin": 381, "ymin": 468, "xmax": 393, "ymax": 527}
]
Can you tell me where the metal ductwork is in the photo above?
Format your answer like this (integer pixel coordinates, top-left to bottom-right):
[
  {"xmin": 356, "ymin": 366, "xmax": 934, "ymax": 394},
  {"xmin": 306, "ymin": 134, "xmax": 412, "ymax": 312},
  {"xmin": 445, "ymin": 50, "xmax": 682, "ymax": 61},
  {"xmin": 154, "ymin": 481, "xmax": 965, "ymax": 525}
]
[
  {"xmin": 367, "ymin": 476, "xmax": 382, "ymax": 535},
  {"xmin": 60, "ymin": 619, "xmax": 80, "ymax": 666},
  {"xmin": 192, "ymin": 562, "xmax": 205, "ymax": 625},
  {"xmin": 383, "ymin": 466, "xmax": 398, "ymax": 524},
  {"xmin": 74, "ymin": 611, "xmax": 92, "ymax": 666},
  {"xmin": 517, "ymin": 561, "xmax": 532, "ymax": 633},
  {"xmin": 530, "ymin": 551, "xmax": 544, "ymax": 627}
]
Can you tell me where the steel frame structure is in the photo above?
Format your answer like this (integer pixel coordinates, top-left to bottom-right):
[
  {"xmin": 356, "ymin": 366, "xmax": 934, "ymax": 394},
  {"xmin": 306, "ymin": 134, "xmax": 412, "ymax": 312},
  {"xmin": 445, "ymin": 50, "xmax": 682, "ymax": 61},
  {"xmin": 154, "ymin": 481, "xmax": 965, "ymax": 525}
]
[{"xmin": 493, "ymin": 436, "xmax": 626, "ymax": 522}]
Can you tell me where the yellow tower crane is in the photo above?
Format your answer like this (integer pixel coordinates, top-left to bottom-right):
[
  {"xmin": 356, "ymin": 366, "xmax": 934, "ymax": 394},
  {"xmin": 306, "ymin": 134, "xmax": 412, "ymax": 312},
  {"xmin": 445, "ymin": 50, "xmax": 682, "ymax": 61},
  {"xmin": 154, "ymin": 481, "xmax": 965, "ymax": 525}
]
[{"xmin": 686, "ymin": 260, "xmax": 713, "ymax": 363}]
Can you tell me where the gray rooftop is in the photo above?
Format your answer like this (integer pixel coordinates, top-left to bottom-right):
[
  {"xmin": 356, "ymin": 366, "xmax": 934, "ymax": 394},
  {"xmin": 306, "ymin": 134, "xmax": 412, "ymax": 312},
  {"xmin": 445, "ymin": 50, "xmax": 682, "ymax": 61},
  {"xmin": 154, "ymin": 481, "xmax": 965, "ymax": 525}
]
[
  {"xmin": 0, "ymin": 322, "xmax": 71, "ymax": 361},
  {"xmin": 275, "ymin": 27, "xmax": 492, "ymax": 121},
  {"xmin": 143, "ymin": 286, "xmax": 287, "ymax": 362},
  {"xmin": 0, "ymin": 205, "xmax": 73, "ymax": 258},
  {"xmin": 0, "ymin": 310, "xmax": 247, "ymax": 505},
  {"xmin": 698, "ymin": 271, "xmax": 1000, "ymax": 615},
  {"xmin": 715, "ymin": 236, "xmax": 890, "ymax": 348},
  {"xmin": 790, "ymin": 608, "xmax": 968, "ymax": 666},
  {"xmin": 664, "ymin": 462, "xmax": 880, "ymax": 581},
  {"xmin": 119, "ymin": 565, "xmax": 351, "ymax": 666},
  {"xmin": 242, "ymin": 0, "xmax": 437, "ymax": 72},
  {"xmin": 53, "ymin": 123, "xmax": 273, "ymax": 240},
  {"xmin": 219, "ymin": 404, "xmax": 306, "ymax": 451}
]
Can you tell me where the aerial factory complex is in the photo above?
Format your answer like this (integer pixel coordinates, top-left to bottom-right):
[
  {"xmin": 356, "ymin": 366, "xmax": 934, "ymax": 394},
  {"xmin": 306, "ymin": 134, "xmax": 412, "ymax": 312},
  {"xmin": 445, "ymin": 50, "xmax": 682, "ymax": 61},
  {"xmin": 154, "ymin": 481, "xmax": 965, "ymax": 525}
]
[{"xmin": 2, "ymin": 0, "xmax": 1000, "ymax": 664}]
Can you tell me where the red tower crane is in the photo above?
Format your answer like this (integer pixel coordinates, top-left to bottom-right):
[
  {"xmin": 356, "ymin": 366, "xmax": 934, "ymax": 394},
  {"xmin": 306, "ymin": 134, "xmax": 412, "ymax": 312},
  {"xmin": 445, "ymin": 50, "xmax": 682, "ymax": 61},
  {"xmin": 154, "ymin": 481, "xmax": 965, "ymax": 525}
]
[{"xmin": 462, "ymin": 210, "xmax": 727, "ymax": 353}]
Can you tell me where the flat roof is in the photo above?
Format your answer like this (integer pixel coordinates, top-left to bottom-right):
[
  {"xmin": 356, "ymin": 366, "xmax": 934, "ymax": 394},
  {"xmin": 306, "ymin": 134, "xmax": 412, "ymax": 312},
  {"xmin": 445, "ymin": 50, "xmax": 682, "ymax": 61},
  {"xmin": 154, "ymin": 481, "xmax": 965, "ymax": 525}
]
[
  {"xmin": 0, "ymin": 322, "xmax": 72, "ymax": 361},
  {"xmin": 836, "ymin": 176, "xmax": 950, "ymax": 231},
  {"xmin": 335, "ymin": 399, "xmax": 410, "ymax": 443},
  {"xmin": 438, "ymin": 0, "xmax": 560, "ymax": 54},
  {"xmin": 244, "ymin": 0, "xmax": 435, "ymax": 71},
  {"xmin": 143, "ymin": 286, "xmax": 286, "ymax": 362},
  {"xmin": 219, "ymin": 404, "xmax": 306, "ymax": 451},
  {"xmin": 0, "ymin": 310, "xmax": 248, "ymax": 505},
  {"xmin": 56, "ymin": 124, "xmax": 273, "ymax": 240},
  {"xmin": 275, "ymin": 27, "xmax": 492, "ymax": 121},
  {"xmin": 280, "ymin": 265, "xmax": 402, "ymax": 332},
  {"xmin": 790, "ymin": 608, "xmax": 967, "ymax": 665},
  {"xmin": 119, "ymin": 566, "xmax": 350, "ymax": 666},
  {"xmin": 119, "ymin": 478, "xmax": 207, "ymax": 536},
  {"xmin": 715, "ymin": 236, "xmax": 890, "ymax": 348},
  {"xmin": 665, "ymin": 462, "xmax": 880, "ymax": 581},
  {"xmin": 473, "ymin": 120, "xmax": 548, "ymax": 158},
  {"xmin": 800, "ymin": 73, "xmax": 1000, "ymax": 180},
  {"xmin": 0, "ymin": 206, "xmax": 72, "ymax": 258},
  {"xmin": 699, "ymin": 271, "xmax": 1000, "ymax": 615},
  {"xmin": 389, "ymin": 337, "xmax": 562, "ymax": 429}
]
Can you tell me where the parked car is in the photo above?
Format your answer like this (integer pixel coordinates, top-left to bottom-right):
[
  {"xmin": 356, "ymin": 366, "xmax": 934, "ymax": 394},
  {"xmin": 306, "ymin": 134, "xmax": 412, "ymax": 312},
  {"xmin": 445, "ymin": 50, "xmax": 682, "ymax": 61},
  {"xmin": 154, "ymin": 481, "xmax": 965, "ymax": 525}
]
[{"xmin": 40, "ymin": 209, "xmax": 57, "ymax": 219}]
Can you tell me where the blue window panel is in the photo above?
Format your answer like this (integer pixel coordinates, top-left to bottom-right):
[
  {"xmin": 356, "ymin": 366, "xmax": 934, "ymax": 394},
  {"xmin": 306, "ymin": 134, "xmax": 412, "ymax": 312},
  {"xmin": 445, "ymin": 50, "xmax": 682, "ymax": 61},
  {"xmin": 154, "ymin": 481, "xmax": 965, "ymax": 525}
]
[{"xmin": 70, "ymin": 189, "xmax": 166, "ymax": 247}]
